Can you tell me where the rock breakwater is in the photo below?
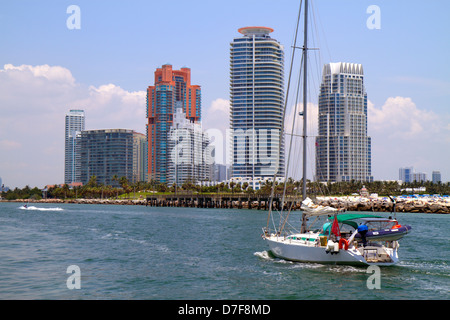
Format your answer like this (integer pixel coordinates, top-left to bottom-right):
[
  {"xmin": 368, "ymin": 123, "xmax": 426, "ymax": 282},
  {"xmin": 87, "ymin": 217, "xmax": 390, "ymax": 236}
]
[{"xmin": 316, "ymin": 196, "xmax": 450, "ymax": 214}]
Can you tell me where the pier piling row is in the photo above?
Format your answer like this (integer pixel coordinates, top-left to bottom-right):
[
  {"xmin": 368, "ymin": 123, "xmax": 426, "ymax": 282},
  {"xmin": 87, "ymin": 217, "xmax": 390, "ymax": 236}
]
[{"xmin": 145, "ymin": 194, "xmax": 297, "ymax": 210}]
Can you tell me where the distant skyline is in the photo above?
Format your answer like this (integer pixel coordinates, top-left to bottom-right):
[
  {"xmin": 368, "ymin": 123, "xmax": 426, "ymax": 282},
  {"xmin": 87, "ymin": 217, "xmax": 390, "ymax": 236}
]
[{"xmin": 0, "ymin": 0, "xmax": 449, "ymax": 188}]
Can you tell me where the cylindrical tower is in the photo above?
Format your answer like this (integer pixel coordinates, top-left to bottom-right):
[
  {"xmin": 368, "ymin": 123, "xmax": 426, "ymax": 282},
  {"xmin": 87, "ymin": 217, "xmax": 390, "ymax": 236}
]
[{"xmin": 230, "ymin": 27, "xmax": 285, "ymax": 183}]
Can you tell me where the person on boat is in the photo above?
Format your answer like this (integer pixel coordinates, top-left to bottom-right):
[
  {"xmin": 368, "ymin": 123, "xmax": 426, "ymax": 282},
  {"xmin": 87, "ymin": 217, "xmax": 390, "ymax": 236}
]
[{"xmin": 357, "ymin": 223, "xmax": 369, "ymax": 247}]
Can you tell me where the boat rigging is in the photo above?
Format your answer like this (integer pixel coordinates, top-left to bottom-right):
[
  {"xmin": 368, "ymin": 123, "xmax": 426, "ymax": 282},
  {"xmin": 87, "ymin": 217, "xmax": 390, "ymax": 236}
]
[{"xmin": 262, "ymin": 0, "xmax": 411, "ymax": 266}]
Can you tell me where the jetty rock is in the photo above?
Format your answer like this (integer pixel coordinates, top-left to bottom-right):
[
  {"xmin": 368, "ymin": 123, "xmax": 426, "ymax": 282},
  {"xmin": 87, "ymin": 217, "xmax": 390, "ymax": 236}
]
[{"xmin": 316, "ymin": 196, "xmax": 449, "ymax": 214}]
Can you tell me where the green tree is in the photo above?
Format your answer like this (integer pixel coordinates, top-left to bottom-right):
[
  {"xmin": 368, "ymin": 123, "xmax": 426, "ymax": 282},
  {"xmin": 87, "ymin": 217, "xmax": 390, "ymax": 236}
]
[{"xmin": 87, "ymin": 176, "xmax": 98, "ymax": 188}]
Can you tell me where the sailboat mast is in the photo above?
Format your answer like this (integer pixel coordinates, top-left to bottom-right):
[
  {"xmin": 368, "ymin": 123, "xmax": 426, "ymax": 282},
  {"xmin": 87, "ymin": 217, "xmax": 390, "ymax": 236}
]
[
  {"xmin": 265, "ymin": 0, "xmax": 303, "ymax": 232},
  {"xmin": 300, "ymin": 0, "xmax": 309, "ymax": 233},
  {"xmin": 302, "ymin": 0, "xmax": 308, "ymax": 201}
]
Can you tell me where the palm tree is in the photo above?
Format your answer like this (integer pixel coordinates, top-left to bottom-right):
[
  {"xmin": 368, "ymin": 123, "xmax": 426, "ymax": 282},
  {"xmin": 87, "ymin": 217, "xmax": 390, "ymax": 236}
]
[
  {"xmin": 62, "ymin": 184, "xmax": 70, "ymax": 199},
  {"xmin": 229, "ymin": 181, "xmax": 236, "ymax": 194},
  {"xmin": 112, "ymin": 175, "xmax": 119, "ymax": 187},
  {"xmin": 87, "ymin": 175, "xmax": 98, "ymax": 188}
]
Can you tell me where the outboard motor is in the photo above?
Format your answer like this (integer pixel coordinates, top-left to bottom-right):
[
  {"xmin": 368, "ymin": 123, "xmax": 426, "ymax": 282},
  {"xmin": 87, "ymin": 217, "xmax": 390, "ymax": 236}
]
[{"xmin": 325, "ymin": 240, "xmax": 340, "ymax": 254}]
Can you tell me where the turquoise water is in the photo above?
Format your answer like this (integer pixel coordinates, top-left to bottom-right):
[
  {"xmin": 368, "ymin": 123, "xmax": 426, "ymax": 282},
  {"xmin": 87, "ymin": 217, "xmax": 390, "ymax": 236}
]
[{"xmin": 0, "ymin": 202, "xmax": 448, "ymax": 300}]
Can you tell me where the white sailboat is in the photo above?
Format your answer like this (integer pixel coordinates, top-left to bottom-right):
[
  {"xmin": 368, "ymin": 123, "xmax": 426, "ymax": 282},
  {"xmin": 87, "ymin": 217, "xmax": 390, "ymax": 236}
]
[
  {"xmin": 262, "ymin": 0, "xmax": 411, "ymax": 266},
  {"xmin": 263, "ymin": 210, "xmax": 410, "ymax": 266}
]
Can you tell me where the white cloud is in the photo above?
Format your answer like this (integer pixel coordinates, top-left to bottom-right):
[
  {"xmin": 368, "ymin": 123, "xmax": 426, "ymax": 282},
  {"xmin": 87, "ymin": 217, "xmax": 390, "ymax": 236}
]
[
  {"xmin": 76, "ymin": 83, "xmax": 147, "ymax": 131},
  {"xmin": 368, "ymin": 96, "xmax": 450, "ymax": 180},
  {"xmin": 2, "ymin": 63, "xmax": 76, "ymax": 85},
  {"xmin": 203, "ymin": 98, "xmax": 230, "ymax": 132},
  {"xmin": 368, "ymin": 96, "xmax": 439, "ymax": 139},
  {"xmin": 0, "ymin": 64, "xmax": 146, "ymax": 188}
]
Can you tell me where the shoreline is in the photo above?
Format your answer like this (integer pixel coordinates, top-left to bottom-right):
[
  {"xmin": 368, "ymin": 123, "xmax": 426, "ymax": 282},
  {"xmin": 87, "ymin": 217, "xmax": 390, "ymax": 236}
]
[{"xmin": 2, "ymin": 195, "xmax": 450, "ymax": 214}]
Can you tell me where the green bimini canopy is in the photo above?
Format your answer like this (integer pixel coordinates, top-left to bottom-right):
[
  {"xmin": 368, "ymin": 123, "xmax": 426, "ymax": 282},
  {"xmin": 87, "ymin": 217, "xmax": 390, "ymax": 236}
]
[{"xmin": 326, "ymin": 213, "xmax": 383, "ymax": 230}]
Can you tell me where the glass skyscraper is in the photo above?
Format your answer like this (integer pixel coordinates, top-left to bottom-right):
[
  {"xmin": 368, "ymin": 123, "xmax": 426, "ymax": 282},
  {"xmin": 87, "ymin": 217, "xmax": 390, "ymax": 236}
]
[
  {"xmin": 133, "ymin": 132, "xmax": 148, "ymax": 183},
  {"xmin": 316, "ymin": 62, "xmax": 373, "ymax": 182},
  {"xmin": 399, "ymin": 167, "xmax": 413, "ymax": 183},
  {"xmin": 78, "ymin": 129, "xmax": 146, "ymax": 186},
  {"xmin": 432, "ymin": 171, "xmax": 441, "ymax": 184},
  {"xmin": 64, "ymin": 109, "xmax": 85, "ymax": 184},
  {"xmin": 230, "ymin": 27, "xmax": 285, "ymax": 180}
]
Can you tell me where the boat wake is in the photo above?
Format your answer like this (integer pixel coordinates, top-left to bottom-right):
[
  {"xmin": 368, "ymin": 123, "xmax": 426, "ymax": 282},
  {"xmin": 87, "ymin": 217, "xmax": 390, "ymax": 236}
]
[
  {"xmin": 254, "ymin": 250, "xmax": 319, "ymax": 267},
  {"xmin": 255, "ymin": 250, "xmax": 367, "ymax": 273},
  {"xmin": 19, "ymin": 205, "xmax": 63, "ymax": 212},
  {"xmin": 254, "ymin": 250, "xmax": 274, "ymax": 261}
]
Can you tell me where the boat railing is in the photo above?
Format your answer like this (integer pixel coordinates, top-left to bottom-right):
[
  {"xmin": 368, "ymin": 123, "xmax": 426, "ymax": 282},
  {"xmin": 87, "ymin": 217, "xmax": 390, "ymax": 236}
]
[
  {"xmin": 362, "ymin": 248, "xmax": 378, "ymax": 261},
  {"xmin": 360, "ymin": 245, "xmax": 394, "ymax": 263}
]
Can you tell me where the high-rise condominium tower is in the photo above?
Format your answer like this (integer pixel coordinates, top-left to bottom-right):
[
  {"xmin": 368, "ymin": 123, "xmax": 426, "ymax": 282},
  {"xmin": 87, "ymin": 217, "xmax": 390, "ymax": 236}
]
[
  {"xmin": 64, "ymin": 109, "xmax": 85, "ymax": 184},
  {"xmin": 230, "ymin": 27, "xmax": 285, "ymax": 180},
  {"xmin": 78, "ymin": 129, "xmax": 146, "ymax": 186},
  {"xmin": 316, "ymin": 62, "xmax": 373, "ymax": 182},
  {"xmin": 146, "ymin": 64, "xmax": 201, "ymax": 183},
  {"xmin": 133, "ymin": 132, "xmax": 148, "ymax": 183},
  {"xmin": 432, "ymin": 171, "xmax": 441, "ymax": 184},
  {"xmin": 167, "ymin": 105, "xmax": 211, "ymax": 185},
  {"xmin": 399, "ymin": 167, "xmax": 413, "ymax": 183}
]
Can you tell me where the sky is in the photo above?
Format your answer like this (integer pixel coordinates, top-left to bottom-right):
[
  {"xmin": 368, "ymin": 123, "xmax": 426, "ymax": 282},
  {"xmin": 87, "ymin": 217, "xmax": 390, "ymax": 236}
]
[{"xmin": 0, "ymin": 0, "xmax": 449, "ymax": 188}]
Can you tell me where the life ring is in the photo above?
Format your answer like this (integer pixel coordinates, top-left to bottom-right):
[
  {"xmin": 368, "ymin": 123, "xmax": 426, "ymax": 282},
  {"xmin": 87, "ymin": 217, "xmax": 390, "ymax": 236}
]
[
  {"xmin": 338, "ymin": 238, "xmax": 349, "ymax": 250},
  {"xmin": 392, "ymin": 224, "xmax": 401, "ymax": 229}
]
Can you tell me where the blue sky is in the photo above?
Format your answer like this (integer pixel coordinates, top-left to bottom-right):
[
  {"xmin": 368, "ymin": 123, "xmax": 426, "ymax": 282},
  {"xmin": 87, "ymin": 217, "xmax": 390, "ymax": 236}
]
[{"xmin": 0, "ymin": 0, "xmax": 449, "ymax": 188}]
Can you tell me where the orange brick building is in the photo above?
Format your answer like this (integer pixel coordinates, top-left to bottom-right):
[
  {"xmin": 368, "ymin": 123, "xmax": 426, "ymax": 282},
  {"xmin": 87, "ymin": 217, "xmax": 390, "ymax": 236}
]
[{"xmin": 146, "ymin": 64, "xmax": 201, "ymax": 183}]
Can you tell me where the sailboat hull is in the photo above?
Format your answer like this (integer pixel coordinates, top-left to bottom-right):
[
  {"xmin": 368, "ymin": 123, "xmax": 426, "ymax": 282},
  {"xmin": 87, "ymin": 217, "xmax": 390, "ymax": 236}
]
[{"xmin": 264, "ymin": 236, "xmax": 398, "ymax": 266}]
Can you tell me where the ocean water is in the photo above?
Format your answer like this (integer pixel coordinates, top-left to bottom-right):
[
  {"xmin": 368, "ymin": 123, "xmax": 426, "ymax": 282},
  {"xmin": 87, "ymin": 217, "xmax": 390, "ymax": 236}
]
[{"xmin": 0, "ymin": 202, "xmax": 448, "ymax": 300}]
